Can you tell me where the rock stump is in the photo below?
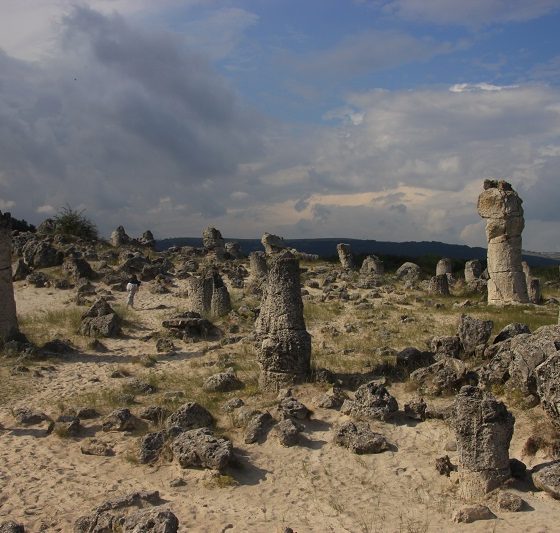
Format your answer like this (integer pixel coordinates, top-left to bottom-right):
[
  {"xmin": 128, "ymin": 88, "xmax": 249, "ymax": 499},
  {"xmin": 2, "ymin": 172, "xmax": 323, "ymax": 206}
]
[
  {"xmin": 453, "ymin": 386, "xmax": 514, "ymax": 499},
  {"xmin": 0, "ymin": 212, "xmax": 19, "ymax": 340},
  {"xmin": 336, "ymin": 243, "xmax": 355, "ymax": 270},
  {"xmin": 256, "ymin": 251, "xmax": 311, "ymax": 390},
  {"xmin": 477, "ymin": 179, "xmax": 528, "ymax": 304}
]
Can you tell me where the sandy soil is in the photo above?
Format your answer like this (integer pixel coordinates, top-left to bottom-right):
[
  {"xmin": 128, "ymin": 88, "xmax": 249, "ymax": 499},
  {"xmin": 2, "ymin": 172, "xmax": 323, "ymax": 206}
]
[{"xmin": 0, "ymin": 271, "xmax": 559, "ymax": 532}]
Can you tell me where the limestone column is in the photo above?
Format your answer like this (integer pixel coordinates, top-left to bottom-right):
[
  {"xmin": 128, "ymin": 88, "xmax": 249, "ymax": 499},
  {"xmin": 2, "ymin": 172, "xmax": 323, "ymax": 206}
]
[
  {"xmin": 0, "ymin": 212, "xmax": 19, "ymax": 340},
  {"xmin": 256, "ymin": 251, "xmax": 311, "ymax": 390},
  {"xmin": 477, "ymin": 179, "xmax": 528, "ymax": 304},
  {"xmin": 428, "ymin": 274, "xmax": 450, "ymax": 296},
  {"xmin": 336, "ymin": 243, "xmax": 355, "ymax": 270},
  {"xmin": 436, "ymin": 258, "xmax": 452, "ymax": 277},
  {"xmin": 464, "ymin": 260, "xmax": 482, "ymax": 283},
  {"xmin": 453, "ymin": 386, "xmax": 514, "ymax": 499},
  {"xmin": 360, "ymin": 255, "xmax": 384, "ymax": 276}
]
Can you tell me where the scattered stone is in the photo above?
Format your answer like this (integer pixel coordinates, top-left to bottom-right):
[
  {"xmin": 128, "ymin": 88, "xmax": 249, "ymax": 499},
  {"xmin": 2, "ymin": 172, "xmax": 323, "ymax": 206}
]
[
  {"xmin": 404, "ymin": 398, "xmax": 427, "ymax": 421},
  {"xmin": 0, "ymin": 521, "xmax": 25, "ymax": 533},
  {"xmin": 169, "ymin": 478, "xmax": 186, "ymax": 488},
  {"xmin": 494, "ymin": 322, "xmax": 531, "ymax": 344},
  {"xmin": 317, "ymin": 386, "xmax": 348, "ymax": 409},
  {"xmin": 340, "ymin": 381, "xmax": 398, "ymax": 421},
  {"xmin": 497, "ymin": 491, "xmax": 524, "ymax": 512},
  {"xmin": 102, "ymin": 408, "xmax": 136, "ymax": 432},
  {"xmin": 156, "ymin": 337, "xmax": 176, "ymax": 353},
  {"xmin": 203, "ymin": 368, "xmax": 244, "ymax": 393},
  {"xmin": 172, "ymin": 428, "xmax": 233, "ymax": 470},
  {"xmin": 333, "ymin": 421, "xmax": 391, "ymax": 454},
  {"xmin": 457, "ymin": 314, "xmax": 493, "ymax": 356},
  {"xmin": 532, "ymin": 461, "xmax": 560, "ymax": 499},
  {"xmin": 410, "ymin": 358, "xmax": 468, "ymax": 396},
  {"xmin": 166, "ymin": 402, "xmax": 214, "ymax": 431},
  {"xmin": 430, "ymin": 336, "xmax": 460, "ymax": 359},
  {"xmin": 139, "ymin": 405, "xmax": 168, "ymax": 424},
  {"xmin": 79, "ymin": 298, "xmax": 121, "ymax": 338},
  {"xmin": 396, "ymin": 347, "xmax": 434, "ymax": 373},
  {"xmin": 277, "ymin": 392, "xmax": 310, "ymax": 420},
  {"xmin": 138, "ymin": 431, "xmax": 166, "ymax": 464},
  {"xmin": 80, "ymin": 438, "xmax": 114, "ymax": 457},
  {"xmin": 274, "ymin": 419, "xmax": 304, "ymax": 447},
  {"xmin": 13, "ymin": 408, "xmax": 50, "ymax": 426},
  {"xmin": 244, "ymin": 412, "xmax": 274, "ymax": 444},
  {"xmin": 222, "ymin": 398, "xmax": 244, "ymax": 412},
  {"xmin": 452, "ymin": 505, "xmax": 496, "ymax": 524},
  {"xmin": 435, "ymin": 455, "xmax": 457, "ymax": 476}
]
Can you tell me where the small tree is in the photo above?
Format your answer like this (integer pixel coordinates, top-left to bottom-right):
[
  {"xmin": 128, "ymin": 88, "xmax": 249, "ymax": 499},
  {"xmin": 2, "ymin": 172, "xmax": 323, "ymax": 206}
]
[{"xmin": 51, "ymin": 205, "xmax": 98, "ymax": 240}]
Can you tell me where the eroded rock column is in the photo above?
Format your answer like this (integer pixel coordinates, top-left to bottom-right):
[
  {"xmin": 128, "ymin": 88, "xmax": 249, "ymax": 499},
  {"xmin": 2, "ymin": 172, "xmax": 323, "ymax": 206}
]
[
  {"xmin": 436, "ymin": 258, "xmax": 452, "ymax": 278},
  {"xmin": 0, "ymin": 212, "xmax": 19, "ymax": 340},
  {"xmin": 202, "ymin": 227, "xmax": 225, "ymax": 261},
  {"xmin": 187, "ymin": 271, "xmax": 231, "ymax": 317},
  {"xmin": 453, "ymin": 386, "xmax": 514, "ymax": 499},
  {"xmin": 477, "ymin": 179, "xmax": 528, "ymax": 304},
  {"xmin": 256, "ymin": 251, "xmax": 311, "ymax": 390},
  {"xmin": 464, "ymin": 260, "xmax": 482, "ymax": 283},
  {"xmin": 360, "ymin": 255, "xmax": 384, "ymax": 276},
  {"xmin": 336, "ymin": 243, "xmax": 355, "ymax": 270}
]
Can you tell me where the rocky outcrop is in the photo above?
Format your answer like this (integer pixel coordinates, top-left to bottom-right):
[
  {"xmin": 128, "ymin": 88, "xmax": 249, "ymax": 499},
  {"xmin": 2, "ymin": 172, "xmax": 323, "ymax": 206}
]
[
  {"xmin": 360, "ymin": 255, "xmax": 384, "ymax": 276},
  {"xmin": 535, "ymin": 349, "xmax": 560, "ymax": 430},
  {"xmin": 202, "ymin": 227, "xmax": 225, "ymax": 260},
  {"xmin": 453, "ymin": 386, "xmax": 514, "ymax": 498},
  {"xmin": 256, "ymin": 251, "xmax": 311, "ymax": 390},
  {"xmin": 172, "ymin": 428, "xmax": 233, "ymax": 470},
  {"xmin": 138, "ymin": 230, "xmax": 155, "ymax": 249},
  {"xmin": 336, "ymin": 243, "xmax": 355, "ymax": 270},
  {"xmin": 396, "ymin": 262, "xmax": 421, "ymax": 282},
  {"xmin": 187, "ymin": 271, "xmax": 231, "ymax": 317},
  {"xmin": 477, "ymin": 179, "xmax": 528, "ymax": 304},
  {"xmin": 225, "ymin": 241, "xmax": 243, "ymax": 259},
  {"xmin": 110, "ymin": 225, "xmax": 131, "ymax": 247},
  {"xmin": 428, "ymin": 274, "xmax": 450, "ymax": 296},
  {"xmin": 532, "ymin": 461, "xmax": 560, "ymax": 499},
  {"xmin": 464, "ymin": 259, "xmax": 482, "ymax": 283},
  {"xmin": 261, "ymin": 232, "xmax": 287, "ymax": 254},
  {"xmin": 79, "ymin": 298, "xmax": 121, "ymax": 338},
  {"xmin": 410, "ymin": 358, "xmax": 468, "ymax": 396},
  {"xmin": 341, "ymin": 381, "xmax": 398, "ymax": 421},
  {"xmin": 457, "ymin": 314, "xmax": 493, "ymax": 356},
  {"xmin": 0, "ymin": 212, "xmax": 19, "ymax": 341}
]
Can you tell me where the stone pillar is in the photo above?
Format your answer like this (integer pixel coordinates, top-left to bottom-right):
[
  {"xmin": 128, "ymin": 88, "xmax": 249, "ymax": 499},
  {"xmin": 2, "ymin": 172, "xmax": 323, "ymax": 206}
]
[
  {"xmin": 527, "ymin": 278, "xmax": 542, "ymax": 304},
  {"xmin": 453, "ymin": 386, "xmax": 514, "ymax": 499},
  {"xmin": 436, "ymin": 258, "xmax": 452, "ymax": 277},
  {"xmin": 261, "ymin": 232, "xmax": 287, "ymax": 254},
  {"xmin": 111, "ymin": 226, "xmax": 131, "ymax": 247},
  {"xmin": 225, "ymin": 241, "xmax": 243, "ymax": 259},
  {"xmin": 249, "ymin": 251, "xmax": 267, "ymax": 280},
  {"xmin": 202, "ymin": 227, "xmax": 225, "ymax": 261},
  {"xmin": 428, "ymin": 274, "xmax": 450, "ymax": 296},
  {"xmin": 0, "ymin": 212, "xmax": 19, "ymax": 340},
  {"xmin": 477, "ymin": 179, "xmax": 528, "ymax": 304},
  {"xmin": 360, "ymin": 255, "xmax": 384, "ymax": 276},
  {"xmin": 336, "ymin": 243, "xmax": 355, "ymax": 270},
  {"xmin": 256, "ymin": 251, "xmax": 311, "ymax": 390},
  {"xmin": 464, "ymin": 260, "xmax": 482, "ymax": 283},
  {"xmin": 187, "ymin": 271, "xmax": 231, "ymax": 317}
]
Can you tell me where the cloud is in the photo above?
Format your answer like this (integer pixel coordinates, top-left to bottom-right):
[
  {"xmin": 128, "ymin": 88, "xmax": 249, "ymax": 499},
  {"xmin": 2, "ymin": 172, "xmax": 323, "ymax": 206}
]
[
  {"xmin": 372, "ymin": 0, "xmax": 560, "ymax": 26},
  {"xmin": 288, "ymin": 30, "xmax": 455, "ymax": 79},
  {"xmin": 0, "ymin": 6, "xmax": 264, "ymax": 236},
  {"xmin": 449, "ymin": 83, "xmax": 519, "ymax": 93}
]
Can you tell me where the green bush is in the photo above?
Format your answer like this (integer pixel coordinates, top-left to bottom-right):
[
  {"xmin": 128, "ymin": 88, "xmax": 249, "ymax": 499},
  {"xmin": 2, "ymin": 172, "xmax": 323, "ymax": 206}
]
[{"xmin": 51, "ymin": 205, "xmax": 98, "ymax": 240}]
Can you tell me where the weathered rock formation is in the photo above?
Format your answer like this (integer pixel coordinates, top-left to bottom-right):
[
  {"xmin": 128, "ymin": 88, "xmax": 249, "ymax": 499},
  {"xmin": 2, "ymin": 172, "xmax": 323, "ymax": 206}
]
[
  {"xmin": 464, "ymin": 259, "xmax": 482, "ymax": 283},
  {"xmin": 249, "ymin": 251, "xmax": 268, "ymax": 285},
  {"xmin": 336, "ymin": 243, "xmax": 355, "ymax": 270},
  {"xmin": 225, "ymin": 241, "xmax": 243, "ymax": 259},
  {"xmin": 261, "ymin": 232, "xmax": 287, "ymax": 254},
  {"xmin": 256, "ymin": 251, "xmax": 311, "ymax": 390},
  {"xmin": 396, "ymin": 262, "xmax": 421, "ymax": 282},
  {"xmin": 0, "ymin": 212, "xmax": 19, "ymax": 340},
  {"xmin": 360, "ymin": 255, "xmax": 384, "ymax": 276},
  {"xmin": 436, "ymin": 258, "xmax": 453, "ymax": 277},
  {"xmin": 139, "ymin": 230, "xmax": 156, "ymax": 249},
  {"xmin": 453, "ymin": 386, "xmax": 514, "ymax": 498},
  {"xmin": 202, "ymin": 227, "xmax": 225, "ymax": 260},
  {"xmin": 110, "ymin": 226, "xmax": 131, "ymax": 247},
  {"xmin": 428, "ymin": 274, "xmax": 450, "ymax": 296},
  {"xmin": 187, "ymin": 271, "xmax": 231, "ymax": 317},
  {"xmin": 477, "ymin": 179, "xmax": 528, "ymax": 304}
]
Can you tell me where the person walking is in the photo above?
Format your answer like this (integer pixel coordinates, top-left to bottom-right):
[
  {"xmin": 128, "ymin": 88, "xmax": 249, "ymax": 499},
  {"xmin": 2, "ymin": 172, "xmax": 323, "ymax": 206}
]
[{"xmin": 126, "ymin": 274, "xmax": 141, "ymax": 308}]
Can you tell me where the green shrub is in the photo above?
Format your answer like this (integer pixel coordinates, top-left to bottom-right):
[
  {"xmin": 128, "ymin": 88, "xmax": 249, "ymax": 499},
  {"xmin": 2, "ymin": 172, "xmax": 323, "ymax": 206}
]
[{"xmin": 50, "ymin": 205, "xmax": 98, "ymax": 240}]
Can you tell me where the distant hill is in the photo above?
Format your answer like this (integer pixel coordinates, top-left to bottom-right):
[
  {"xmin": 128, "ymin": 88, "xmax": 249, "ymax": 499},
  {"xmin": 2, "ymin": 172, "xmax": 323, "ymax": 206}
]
[{"xmin": 156, "ymin": 237, "xmax": 560, "ymax": 267}]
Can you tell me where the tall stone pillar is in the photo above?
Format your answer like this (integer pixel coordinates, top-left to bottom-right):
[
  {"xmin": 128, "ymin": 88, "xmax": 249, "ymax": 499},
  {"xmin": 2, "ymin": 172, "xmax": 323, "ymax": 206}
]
[
  {"xmin": 0, "ymin": 212, "xmax": 19, "ymax": 340},
  {"xmin": 436, "ymin": 258, "xmax": 452, "ymax": 277},
  {"xmin": 256, "ymin": 251, "xmax": 311, "ymax": 390},
  {"xmin": 464, "ymin": 260, "xmax": 482, "ymax": 283},
  {"xmin": 202, "ymin": 227, "xmax": 225, "ymax": 261},
  {"xmin": 336, "ymin": 243, "xmax": 355, "ymax": 270},
  {"xmin": 477, "ymin": 179, "xmax": 528, "ymax": 304},
  {"xmin": 187, "ymin": 271, "xmax": 231, "ymax": 317},
  {"xmin": 453, "ymin": 386, "xmax": 514, "ymax": 499}
]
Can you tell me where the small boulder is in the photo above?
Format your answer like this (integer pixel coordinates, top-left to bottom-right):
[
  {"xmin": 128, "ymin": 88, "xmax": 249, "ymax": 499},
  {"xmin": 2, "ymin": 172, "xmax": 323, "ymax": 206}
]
[
  {"xmin": 102, "ymin": 408, "xmax": 136, "ymax": 432},
  {"xmin": 0, "ymin": 522, "xmax": 25, "ymax": 533},
  {"xmin": 172, "ymin": 428, "xmax": 233, "ymax": 470},
  {"xmin": 404, "ymin": 398, "xmax": 427, "ymax": 421},
  {"xmin": 497, "ymin": 491, "xmax": 524, "ymax": 512},
  {"xmin": 494, "ymin": 323, "xmax": 531, "ymax": 344},
  {"xmin": 244, "ymin": 412, "xmax": 274, "ymax": 444},
  {"xmin": 457, "ymin": 314, "xmax": 493, "ymax": 356},
  {"xmin": 166, "ymin": 402, "xmax": 213, "ymax": 431},
  {"xmin": 138, "ymin": 431, "xmax": 167, "ymax": 464},
  {"xmin": 532, "ymin": 461, "xmax": 560, "ymax": 499},
  {"xmin": 340, "ymin": 381, "xmax": 398, "ymax": 421},
  {"xmin": 202, "ymin": 368, "xmax": 244, "ymax": 393},
  {"xmin": 333, "ymin": 421, "xmax": 391, "ymax": 454},
  {"xmin": 435, "ymin": 455, "xmax": 457, "ymax": 477},
  {"xmin": 275, "ymin": 419, "xmax": 304, "ymax": 447},
  {"xmin": 452, "ymin": 505, "xmax": 496, "ymax": 524}
]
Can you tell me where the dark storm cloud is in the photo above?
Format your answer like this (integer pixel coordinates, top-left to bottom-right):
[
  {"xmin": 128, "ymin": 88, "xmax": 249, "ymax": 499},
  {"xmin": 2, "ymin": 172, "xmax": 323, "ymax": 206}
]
[{"xmin": 0, "ymin": 6, "xmax": 264, "ymax": 234}]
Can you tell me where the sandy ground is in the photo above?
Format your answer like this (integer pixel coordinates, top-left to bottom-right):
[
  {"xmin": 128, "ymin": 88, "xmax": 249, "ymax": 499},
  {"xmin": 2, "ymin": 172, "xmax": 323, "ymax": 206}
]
[{"xmin": 0, "ymin": 272, "xmax": 559, "ymax": 532}]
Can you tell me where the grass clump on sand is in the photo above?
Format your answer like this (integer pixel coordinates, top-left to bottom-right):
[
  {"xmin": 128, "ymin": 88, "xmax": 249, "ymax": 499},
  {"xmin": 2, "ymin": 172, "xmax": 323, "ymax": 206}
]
[{"xmin": 18, "ymin": 307, "xmax": 84, "ymax": 345}]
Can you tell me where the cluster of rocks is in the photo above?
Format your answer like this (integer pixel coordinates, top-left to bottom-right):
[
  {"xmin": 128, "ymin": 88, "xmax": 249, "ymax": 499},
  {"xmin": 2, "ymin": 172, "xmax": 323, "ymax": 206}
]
[{"xmin": 110, "ymin": 225, "xmax": 155, "ymax": 249}]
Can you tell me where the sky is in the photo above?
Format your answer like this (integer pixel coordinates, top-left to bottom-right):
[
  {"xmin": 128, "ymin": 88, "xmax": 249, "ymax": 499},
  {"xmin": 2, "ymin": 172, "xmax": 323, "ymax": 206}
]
[{"xmin": 1, "ymin": 0, "xmax": 560, "ymax": 251}]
